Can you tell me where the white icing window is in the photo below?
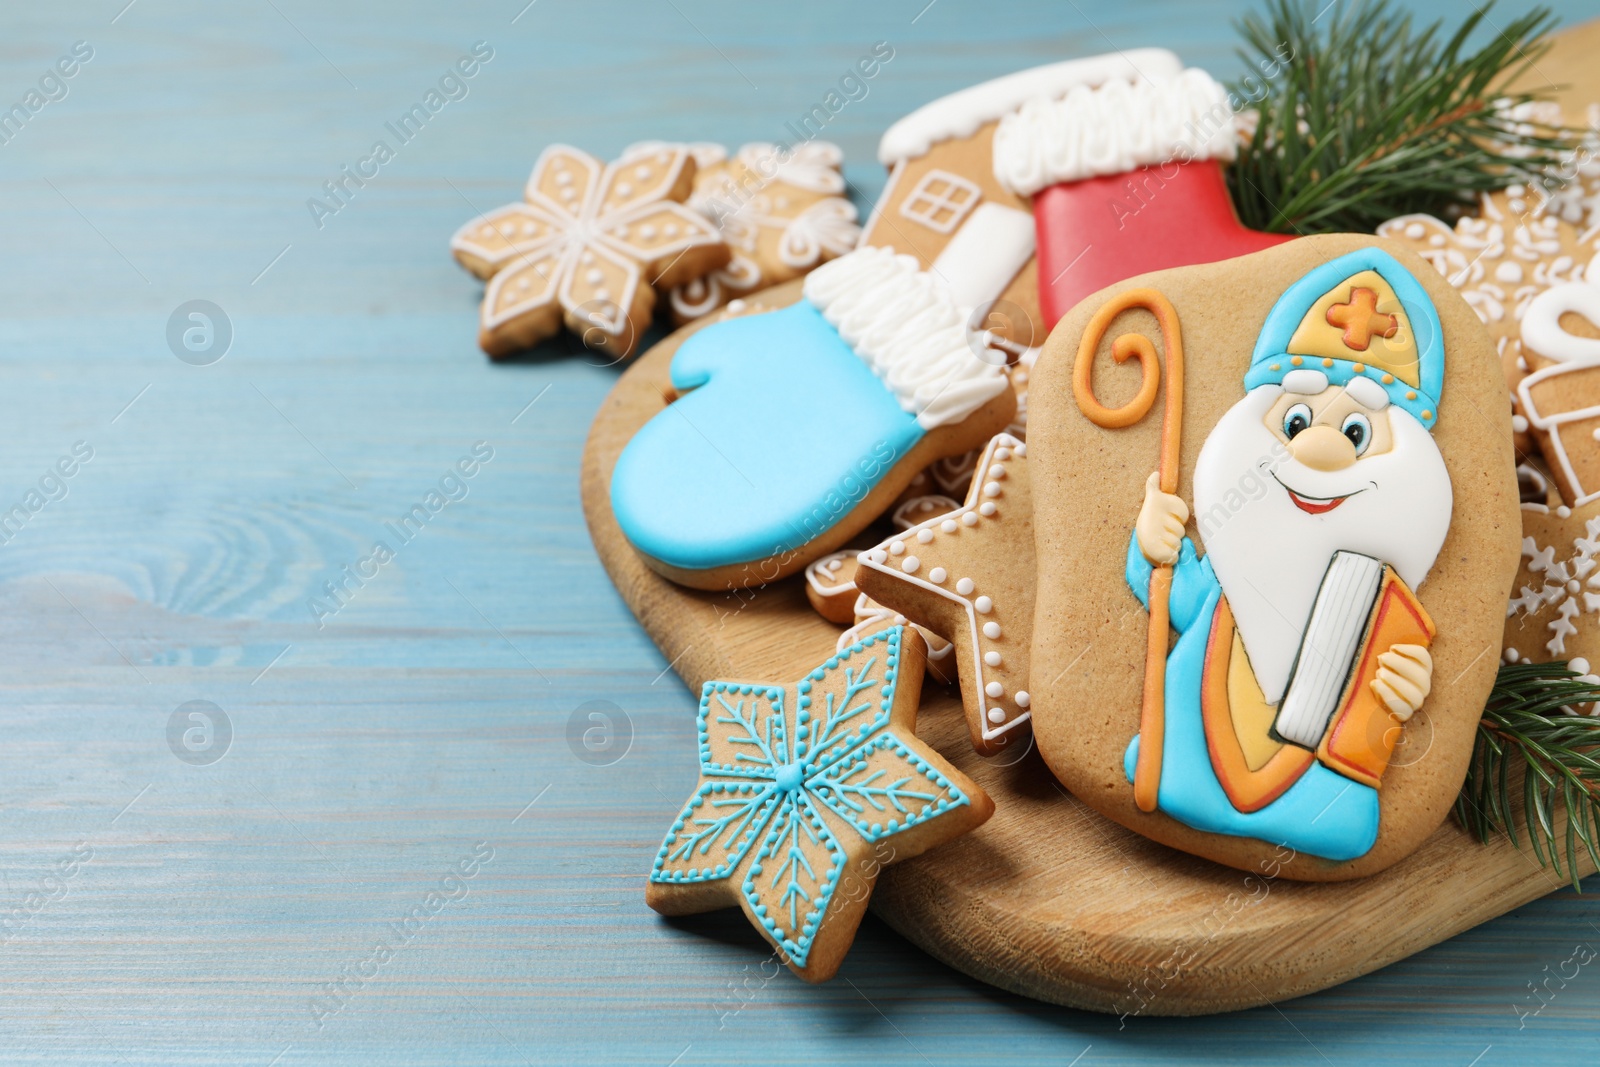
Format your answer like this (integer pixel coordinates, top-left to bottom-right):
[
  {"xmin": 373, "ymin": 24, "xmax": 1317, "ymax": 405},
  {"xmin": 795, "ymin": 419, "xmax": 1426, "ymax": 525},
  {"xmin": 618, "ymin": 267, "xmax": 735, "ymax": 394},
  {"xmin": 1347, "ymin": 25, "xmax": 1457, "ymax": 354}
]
[{"xmin": 898, "ymin": 169, "xmax": 982, "ymax": 234}]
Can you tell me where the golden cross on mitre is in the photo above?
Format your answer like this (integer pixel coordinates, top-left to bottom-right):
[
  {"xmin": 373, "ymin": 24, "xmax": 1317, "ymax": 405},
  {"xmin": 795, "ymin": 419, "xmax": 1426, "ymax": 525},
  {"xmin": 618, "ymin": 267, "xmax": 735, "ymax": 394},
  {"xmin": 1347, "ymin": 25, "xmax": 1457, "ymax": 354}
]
[
  {"xmin": 1325, "ymin": 287, "xmax": 1400, "ymax": 351},
  {"xmin": 1284, "ymin": 268, "xmax": 1422, "ymax": 389}
]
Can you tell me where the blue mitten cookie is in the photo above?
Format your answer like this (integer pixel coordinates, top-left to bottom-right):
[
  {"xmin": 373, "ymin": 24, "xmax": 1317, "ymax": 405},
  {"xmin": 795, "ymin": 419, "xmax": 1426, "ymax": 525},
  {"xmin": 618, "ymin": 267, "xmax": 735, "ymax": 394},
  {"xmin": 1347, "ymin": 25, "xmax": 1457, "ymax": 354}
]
[{"xmin": 611, "ymin": 247, "xmax": 1016, "ymax": 589}]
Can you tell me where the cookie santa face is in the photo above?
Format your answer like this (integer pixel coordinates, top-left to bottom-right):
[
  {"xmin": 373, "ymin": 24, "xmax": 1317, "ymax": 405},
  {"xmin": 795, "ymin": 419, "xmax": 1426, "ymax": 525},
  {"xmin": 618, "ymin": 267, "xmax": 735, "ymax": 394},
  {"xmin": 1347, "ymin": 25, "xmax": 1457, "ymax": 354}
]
[{"xmin": 1029, "ymin": 235, "xmax": 1519, "ymax": 880}]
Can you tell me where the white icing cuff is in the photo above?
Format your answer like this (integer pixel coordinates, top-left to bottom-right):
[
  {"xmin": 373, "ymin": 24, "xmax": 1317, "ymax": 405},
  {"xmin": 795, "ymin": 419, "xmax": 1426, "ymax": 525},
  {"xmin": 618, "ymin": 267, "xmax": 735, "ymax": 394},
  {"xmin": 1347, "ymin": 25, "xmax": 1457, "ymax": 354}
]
[
  {"xmin": 876, "ymin": 49, "xmax": 1183, "ymax": 165},
  {"xmin": 993, "ymin": 68, "xmax": 1238, "ymax": 196},
  {"xmin": 805, "ymin": 247, "xmax": 1009, "ymax": 430}
]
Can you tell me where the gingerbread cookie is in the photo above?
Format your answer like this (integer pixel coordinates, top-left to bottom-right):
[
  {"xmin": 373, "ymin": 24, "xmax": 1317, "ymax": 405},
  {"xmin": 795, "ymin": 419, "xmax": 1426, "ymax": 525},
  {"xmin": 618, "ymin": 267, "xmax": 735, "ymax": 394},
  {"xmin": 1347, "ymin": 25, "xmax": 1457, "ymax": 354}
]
[
  {"xmin": 1028, "ymin": 236, "xmax": 1519, "ymax": 880},
  {"xmin": 991, "ymin": 66, "xmax": 1289, "ymax": 329},
  {"xmin": 891, "ymin": 494, "xmax": 961, "ymax": 530},
  {"xmin": 1515, "ymin": 280, "xmax": 1600, "ymax": 505},
  {"xmin": 609, "ymin": 247, "xmax": 1015, "ymax": 590},
  {"xmin": 659, "ymin": 141, "xmax": 860, "ymax": 323},
  {"xmin": 1504, "ymin": 499, "xmax": 1600, "ymax": 698},
  {"xmin": 857, "ymin": 433, "xmax": 1033, "ymax": 755},
  {"xmin": 804, "ymin": 550, "xmax": 861, "ymax": 624},
  {"xmin": 914, "ymin": 345, "xmax": 1033, "ymax": 514},
  {"xmin": 647, "ymin": 626, "xmax": 993, "ymax": 981},
  {"xmin": 926, "ymin": 449, "xmax": 982, "ymax": 497},
  {"xmin": 837, "ymin": 592, "xmax": 956, "ymax": 687},
  {"xmin": 450, "ymin": 143, "xmax": 729, "ymax": 359},
  {"xmin": 866, "ymin": 51, "xmax": 1188, "ymax": 346},
  {"xmin": 1519, "ymin": 102, "xmax": 1600, "ymax": 233},
  {"xmin": 1375, "ymin": 182, "xmax": 1600, "ymax": 448}
]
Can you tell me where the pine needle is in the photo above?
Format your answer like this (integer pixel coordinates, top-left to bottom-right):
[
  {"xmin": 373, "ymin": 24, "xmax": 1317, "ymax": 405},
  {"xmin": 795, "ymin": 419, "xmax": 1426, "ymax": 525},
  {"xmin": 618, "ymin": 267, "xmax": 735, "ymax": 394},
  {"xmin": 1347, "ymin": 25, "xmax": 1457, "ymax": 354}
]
[
  {"xmin": 1455, "ymin": 661, "xmax": 1600, "ymax": 889},
  {"xmin": 1227, "ymin": 0, "xmax": 1578, "ymax": 234}
]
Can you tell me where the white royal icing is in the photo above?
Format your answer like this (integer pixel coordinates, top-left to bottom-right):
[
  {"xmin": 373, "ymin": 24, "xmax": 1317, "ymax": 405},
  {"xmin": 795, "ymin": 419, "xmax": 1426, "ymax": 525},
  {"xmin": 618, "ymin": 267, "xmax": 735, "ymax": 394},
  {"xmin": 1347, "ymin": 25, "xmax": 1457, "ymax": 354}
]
[
  {"xmin": 776, "ymin": 197, "xmax": 860, "ymax": 269},
  {"xmin": 876, "ymin": 49, "xmax": 1184, "ymax": 165},
  {"xmin": 1522, "ymin": 280, "xmax": 1600, "ymax": 363},
  {"xmin": 930, "ymin": 202, "xmax": 1037, "ymax": 309},
  {"xmin": 738, "ymin": 141, "xmax": 848, "ymax": 194},
  {"xmin": 1507, "ymin": 514, "xmax": 1600, "ymax": 661},
  {"xmin": 993, "ymin": 68, "xmax": 1238, "ymax": 196},
  {"xmin": 1281, "ymin": 369, "xmax": 1328, "ymax": 395},
  {"xmin": 1519, "ymin": 361, "xmax": 1600, "ymax": 507},
  {"xmin": 804, "ymin": 246, "xmax": 1009, "ymax": 430}
]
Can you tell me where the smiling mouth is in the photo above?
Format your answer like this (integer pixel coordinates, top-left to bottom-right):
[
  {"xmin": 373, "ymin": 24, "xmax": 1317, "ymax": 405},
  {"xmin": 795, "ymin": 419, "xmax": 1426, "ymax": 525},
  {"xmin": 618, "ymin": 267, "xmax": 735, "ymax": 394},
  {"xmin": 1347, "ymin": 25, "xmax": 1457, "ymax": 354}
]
[{"xmin": 1271, "ymin": 472, "xmax": 1367, "ymax": 515}]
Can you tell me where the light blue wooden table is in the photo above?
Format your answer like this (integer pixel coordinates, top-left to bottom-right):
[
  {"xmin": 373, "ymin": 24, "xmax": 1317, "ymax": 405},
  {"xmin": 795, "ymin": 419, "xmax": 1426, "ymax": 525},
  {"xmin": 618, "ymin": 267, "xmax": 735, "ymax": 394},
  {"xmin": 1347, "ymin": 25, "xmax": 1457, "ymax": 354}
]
[{"xmin": 2, "ymin": 0, "xmax": 1598, "ymax": 1062}]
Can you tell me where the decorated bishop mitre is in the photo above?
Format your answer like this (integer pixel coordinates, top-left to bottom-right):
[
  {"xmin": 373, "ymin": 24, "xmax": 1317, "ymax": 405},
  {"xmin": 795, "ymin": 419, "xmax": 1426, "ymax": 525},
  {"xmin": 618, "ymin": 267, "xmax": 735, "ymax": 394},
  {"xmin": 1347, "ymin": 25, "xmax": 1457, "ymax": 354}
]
[{"xmin": 1242, "ymin": 247, "xmax": 1445, "ymax": 430}]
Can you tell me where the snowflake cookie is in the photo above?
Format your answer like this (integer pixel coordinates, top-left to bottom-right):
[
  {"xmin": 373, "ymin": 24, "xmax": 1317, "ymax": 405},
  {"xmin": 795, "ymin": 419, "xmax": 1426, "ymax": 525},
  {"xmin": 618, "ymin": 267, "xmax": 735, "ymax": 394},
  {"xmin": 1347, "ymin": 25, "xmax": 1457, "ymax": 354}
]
[
  {"xmin": 1504, "ymin": 500, "xmax": 1600, "ymax": 702},
  {"xmin": 656, "ymin": 141, "xmax": 861, "ymax": 324},
  {"xmin": 450, "ymin": 143, "xmax": 729, "ymax": 360},
  {"xmin": 1376, "ymin": 183, "xmax": 1600, "ymax": 435},
  {"xmin": 646, "ymin": 626, "xmax": 992, "ymax": 981}
]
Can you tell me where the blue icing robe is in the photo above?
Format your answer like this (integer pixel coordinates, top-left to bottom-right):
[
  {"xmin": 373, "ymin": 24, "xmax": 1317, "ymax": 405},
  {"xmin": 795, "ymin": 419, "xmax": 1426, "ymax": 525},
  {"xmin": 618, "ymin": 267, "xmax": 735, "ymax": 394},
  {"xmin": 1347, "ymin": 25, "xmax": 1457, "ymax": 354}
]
[
  {"xmin": 1123, "ymin": 534, "xmax": 1380, "ymax": 862},
  {"xmin": 610, "ymin": 301, "xmax": 924, "ymax": 572}
]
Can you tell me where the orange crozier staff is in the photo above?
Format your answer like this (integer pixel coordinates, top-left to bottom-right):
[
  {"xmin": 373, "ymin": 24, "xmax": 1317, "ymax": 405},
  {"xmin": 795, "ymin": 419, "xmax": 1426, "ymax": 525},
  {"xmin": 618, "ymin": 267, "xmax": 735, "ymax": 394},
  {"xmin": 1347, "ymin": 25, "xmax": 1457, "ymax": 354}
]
[{"xmin": 1072, "ymin": 289, "xmax": 1184, "ymax": 814}]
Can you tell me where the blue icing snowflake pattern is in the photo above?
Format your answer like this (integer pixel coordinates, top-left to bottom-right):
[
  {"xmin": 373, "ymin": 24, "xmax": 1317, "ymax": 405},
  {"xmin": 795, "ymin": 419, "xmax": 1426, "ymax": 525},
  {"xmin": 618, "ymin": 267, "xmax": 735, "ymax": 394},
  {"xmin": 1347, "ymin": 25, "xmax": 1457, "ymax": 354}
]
[
  {"xmin": 610, "ymin": 300, "xmax": 924, "ymax": 571},
  {"xmin": 649, "ymin": 627, "xmax": 972, "ymax": 967}
]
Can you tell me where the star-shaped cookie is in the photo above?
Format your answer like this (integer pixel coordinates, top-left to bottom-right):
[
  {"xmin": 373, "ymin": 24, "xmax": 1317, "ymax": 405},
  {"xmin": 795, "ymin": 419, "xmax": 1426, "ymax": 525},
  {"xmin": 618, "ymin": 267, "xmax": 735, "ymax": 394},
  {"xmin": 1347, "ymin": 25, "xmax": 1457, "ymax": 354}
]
[
  {"xmin": 855, "ymin": 433, "xmax": 1033, "ymax": 756},
  {"xmin": 646, "ymin": 626, "xmax": 992, "ymax": 982}
]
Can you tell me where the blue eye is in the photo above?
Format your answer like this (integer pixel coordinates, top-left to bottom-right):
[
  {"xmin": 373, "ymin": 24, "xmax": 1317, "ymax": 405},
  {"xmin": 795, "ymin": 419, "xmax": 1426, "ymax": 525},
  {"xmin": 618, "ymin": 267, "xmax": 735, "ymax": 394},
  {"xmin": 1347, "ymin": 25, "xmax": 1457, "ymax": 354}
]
[
  {"xmin": 1342, "ymin": 412, "xmax": 1372, "ymax": 455},
  {"xmin": 1282, "ymin": 403, "xmax": 1312, "ymax": 439}
]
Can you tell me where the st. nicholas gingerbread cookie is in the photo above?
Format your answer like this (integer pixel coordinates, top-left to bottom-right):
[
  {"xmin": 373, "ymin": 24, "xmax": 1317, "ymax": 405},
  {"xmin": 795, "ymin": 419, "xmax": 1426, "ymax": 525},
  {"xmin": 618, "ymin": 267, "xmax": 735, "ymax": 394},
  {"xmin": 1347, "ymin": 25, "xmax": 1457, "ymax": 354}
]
[
  {"xmin": 609, "ymin": 247, "xmax": 1015, "ymax": 590},
  {"xmin": 1027, "ymin": 235, "xmax": 1520, "ymax": 879}
]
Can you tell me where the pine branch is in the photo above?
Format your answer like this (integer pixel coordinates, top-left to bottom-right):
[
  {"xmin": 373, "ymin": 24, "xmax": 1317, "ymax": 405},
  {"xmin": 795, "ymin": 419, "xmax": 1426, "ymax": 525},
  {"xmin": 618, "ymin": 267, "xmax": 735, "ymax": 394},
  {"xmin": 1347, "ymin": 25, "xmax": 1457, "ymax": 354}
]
[
  {"xmin": 1227, "ymin": 0, "xmax": 1579, "ymax": 234},
  {"xmin": 1456, "ymin": 661, "xmax": 1600, "ymax": 889}
]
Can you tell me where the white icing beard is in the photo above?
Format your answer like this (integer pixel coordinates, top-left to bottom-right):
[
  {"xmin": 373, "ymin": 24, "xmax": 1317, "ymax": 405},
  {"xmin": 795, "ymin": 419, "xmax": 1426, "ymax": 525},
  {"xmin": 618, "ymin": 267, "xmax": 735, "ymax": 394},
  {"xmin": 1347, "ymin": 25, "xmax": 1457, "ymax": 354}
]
[{"xmin": 1193, "ymin": 386, "xmax": 1453, "ymax": 704}]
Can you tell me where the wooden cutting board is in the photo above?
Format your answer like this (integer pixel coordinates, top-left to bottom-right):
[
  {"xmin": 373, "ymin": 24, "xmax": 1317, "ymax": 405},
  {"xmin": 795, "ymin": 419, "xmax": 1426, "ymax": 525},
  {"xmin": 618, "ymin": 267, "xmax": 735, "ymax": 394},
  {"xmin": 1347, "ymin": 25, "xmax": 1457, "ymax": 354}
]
[{"xmin": 579, "ymin": 280, "xmax": 1592, "ymax": 1015}]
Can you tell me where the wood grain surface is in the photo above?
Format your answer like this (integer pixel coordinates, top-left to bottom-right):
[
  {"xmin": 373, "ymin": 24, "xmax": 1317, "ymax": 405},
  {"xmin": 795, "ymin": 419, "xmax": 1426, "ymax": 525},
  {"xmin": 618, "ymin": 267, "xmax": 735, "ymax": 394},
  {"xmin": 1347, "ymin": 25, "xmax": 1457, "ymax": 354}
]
[{"xmin": 4, "ymin": 0, "xmax": 1600, "ymax": 1063}]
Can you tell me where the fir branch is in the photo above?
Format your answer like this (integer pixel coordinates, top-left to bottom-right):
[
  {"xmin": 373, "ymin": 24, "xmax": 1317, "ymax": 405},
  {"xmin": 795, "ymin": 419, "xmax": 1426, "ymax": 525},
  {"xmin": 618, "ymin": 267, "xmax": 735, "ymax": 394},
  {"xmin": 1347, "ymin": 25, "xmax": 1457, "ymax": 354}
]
[
  {"xmin": 1227, "ymin": 0, "xmax": 1578, "ymax": 234},
  {"xmin": 1456, "ymin": 661, "xmax": 1600, "ymax": 889}
]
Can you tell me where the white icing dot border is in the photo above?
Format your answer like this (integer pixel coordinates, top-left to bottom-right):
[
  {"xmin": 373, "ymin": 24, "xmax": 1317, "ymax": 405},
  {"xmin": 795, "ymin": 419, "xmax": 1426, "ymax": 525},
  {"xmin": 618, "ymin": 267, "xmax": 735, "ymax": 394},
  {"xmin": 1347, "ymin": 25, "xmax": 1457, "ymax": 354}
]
[{"xmin": 855, "ymin": 432, "xmax": 1030, "ymax": 743}]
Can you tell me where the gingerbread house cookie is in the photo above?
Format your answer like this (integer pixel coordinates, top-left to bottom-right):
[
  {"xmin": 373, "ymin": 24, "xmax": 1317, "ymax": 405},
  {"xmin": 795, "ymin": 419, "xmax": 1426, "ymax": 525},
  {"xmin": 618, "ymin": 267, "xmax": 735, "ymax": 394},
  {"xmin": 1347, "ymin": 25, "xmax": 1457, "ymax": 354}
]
[
  {"xmin": 1515, "ymin": 280, "xmax": 1600, "ymax": 505},
  {"xmin": 864, "ymin": 50, "xmax": 1185, "ymax": 345}
]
